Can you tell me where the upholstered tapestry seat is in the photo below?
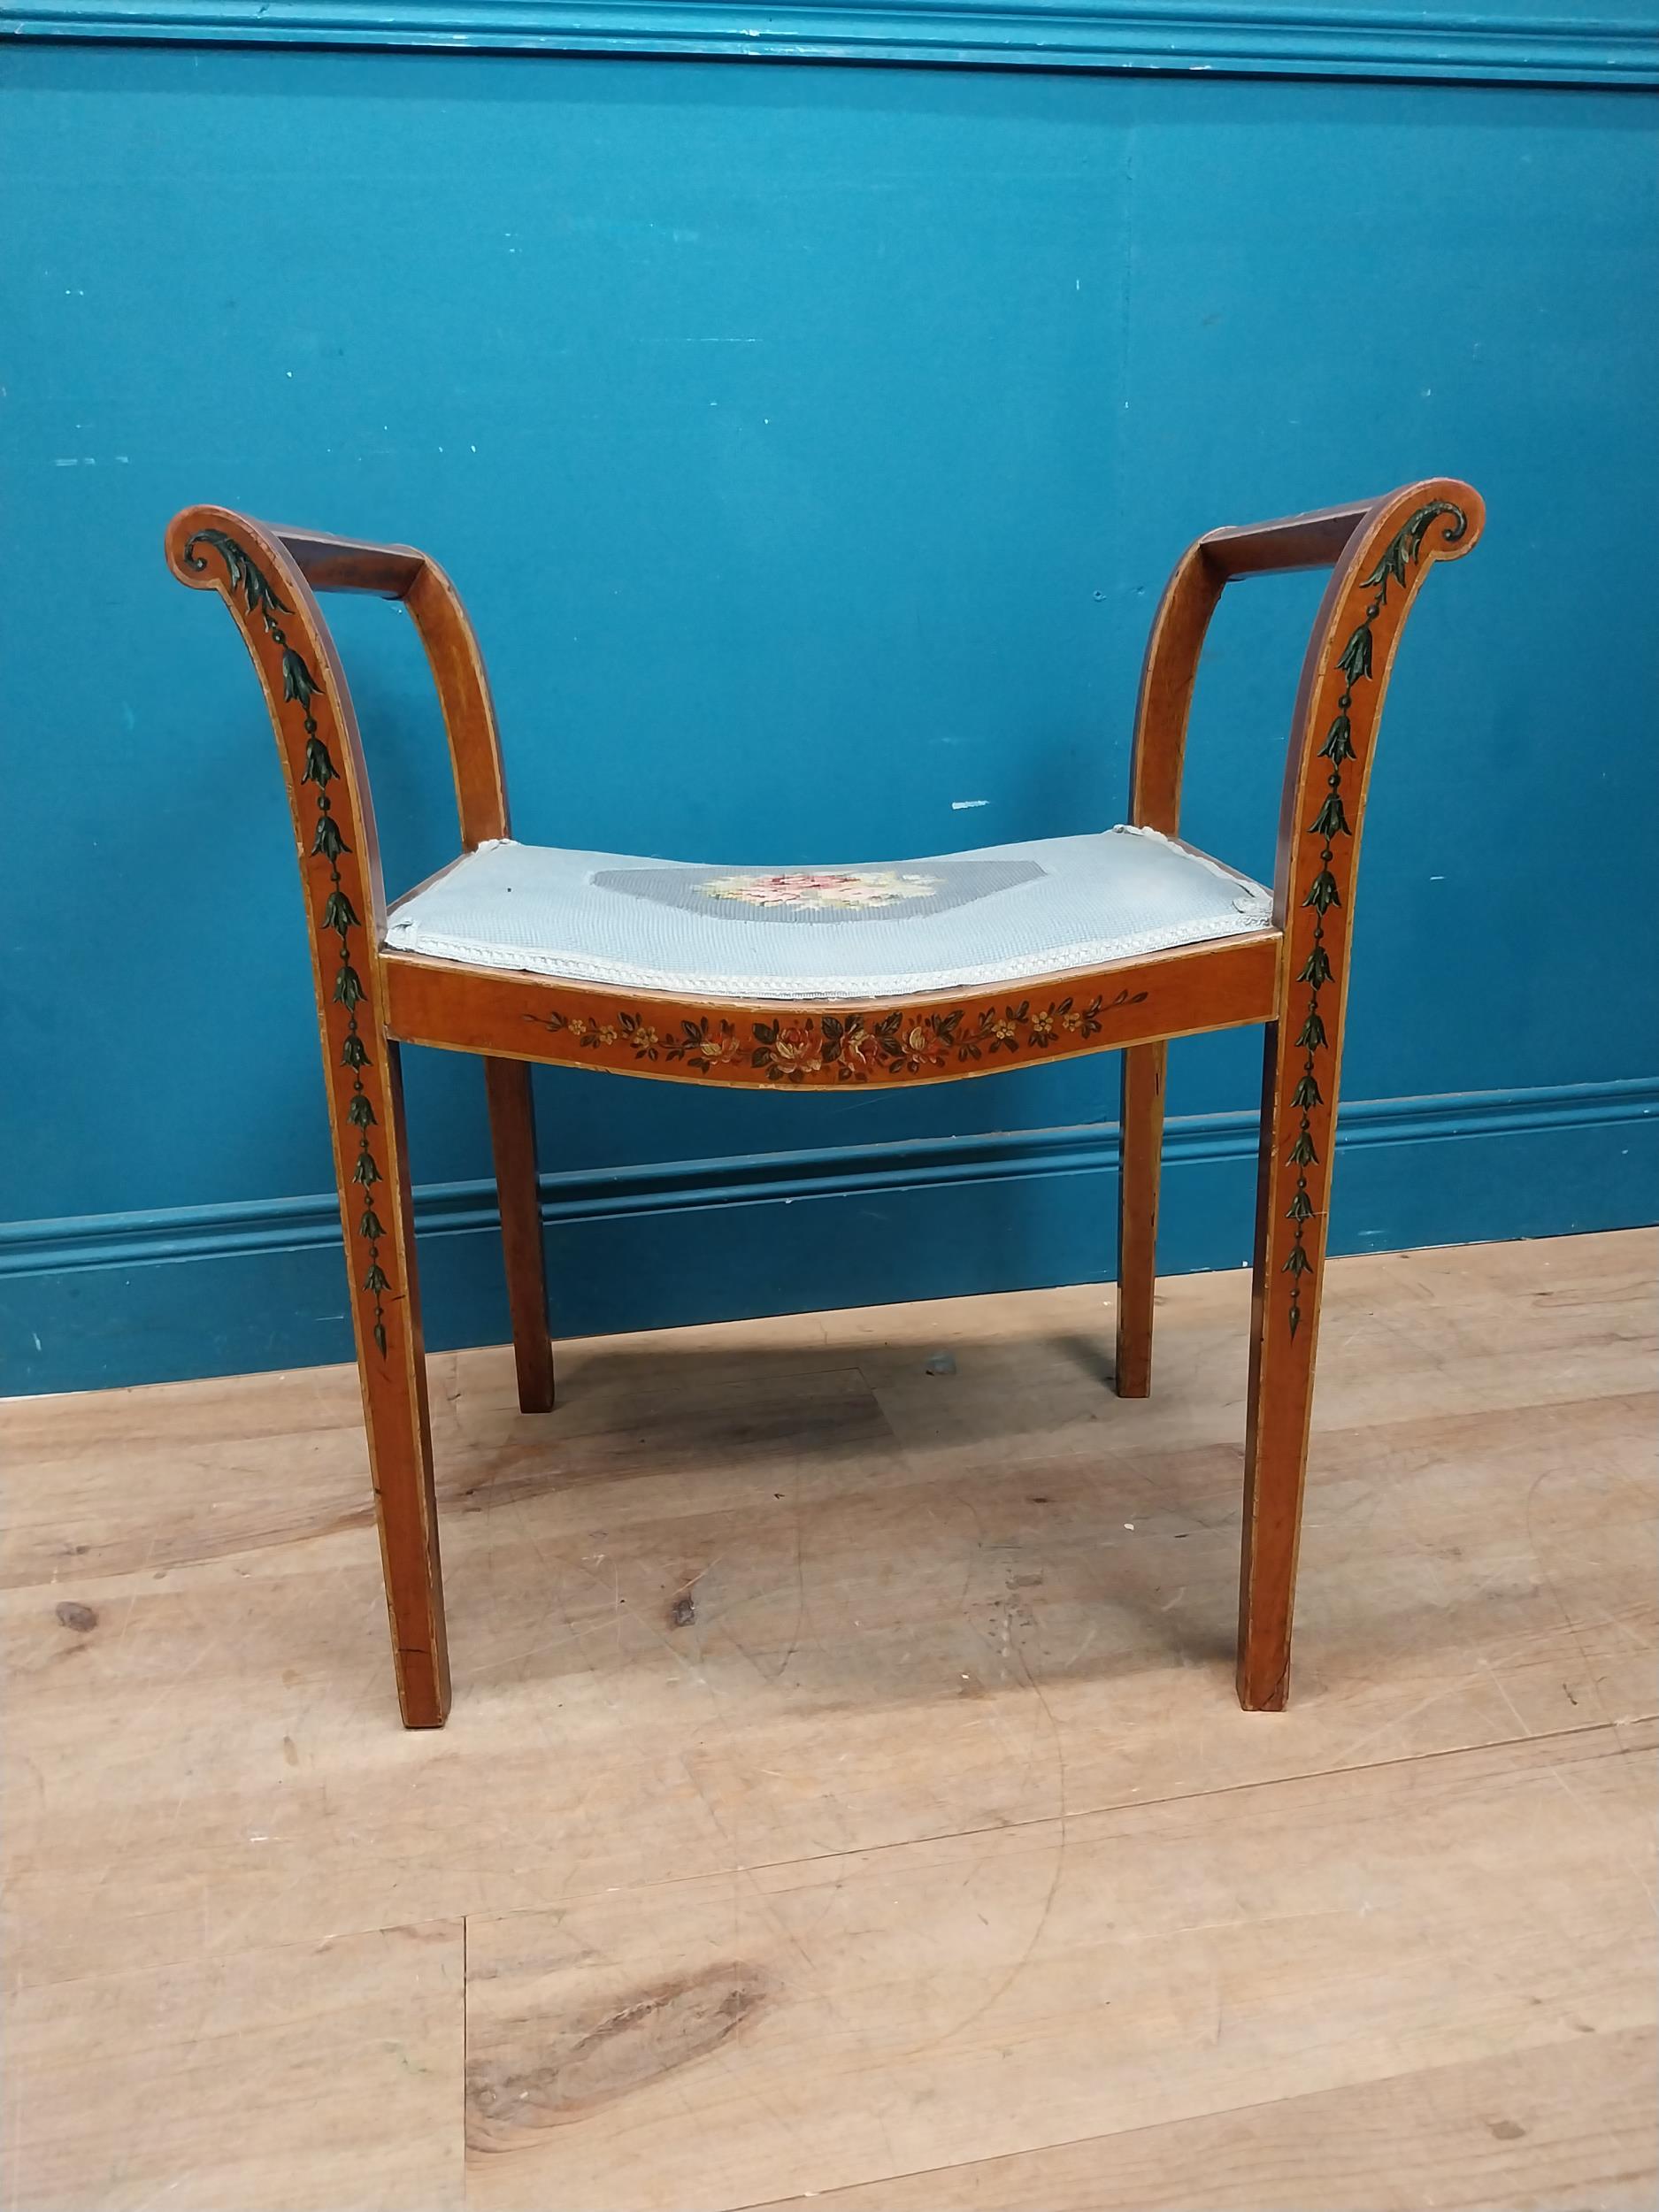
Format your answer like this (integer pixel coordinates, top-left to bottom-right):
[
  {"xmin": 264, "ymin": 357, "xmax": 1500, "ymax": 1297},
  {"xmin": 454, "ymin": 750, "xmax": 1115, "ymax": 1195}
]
[{"xmin": 384, "ymin": 826, "xmax": 1272, "ymax": 1001}]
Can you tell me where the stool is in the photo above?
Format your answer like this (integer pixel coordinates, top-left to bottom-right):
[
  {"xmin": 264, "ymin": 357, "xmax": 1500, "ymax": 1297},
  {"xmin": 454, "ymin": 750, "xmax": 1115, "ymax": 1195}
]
[{"xmin": 166, "ymin": 479, "xmax": 1483, "ymax": 1726}]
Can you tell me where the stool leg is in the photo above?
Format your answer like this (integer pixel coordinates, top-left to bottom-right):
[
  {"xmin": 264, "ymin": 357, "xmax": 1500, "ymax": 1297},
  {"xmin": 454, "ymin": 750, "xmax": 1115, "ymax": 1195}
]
[
  {"xmin": 484, "ymin": 1057, "xmax": 556, "ymax": 1413},
  {"xmin": 335, "ymin": 1038, "xmax": 450, "ymax": 1727},
  {"xmin": 1238, "ymin": 1017, "xmax": 1331, "ymax": 1710},
  {"xmin": 1114, "ymin": 1041, "xmax": 1166, "ymax": 1398}
]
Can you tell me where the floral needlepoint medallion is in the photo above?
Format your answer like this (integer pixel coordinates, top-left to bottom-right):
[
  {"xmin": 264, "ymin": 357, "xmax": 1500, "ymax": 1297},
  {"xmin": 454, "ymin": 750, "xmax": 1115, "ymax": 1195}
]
[
  {"xmin": 594, "ymin": 855, "xmax": 1046, "ymax": 926},
  {"xmin": 699, "ymin": 868, "xmax": 941, "ymax": 910}
]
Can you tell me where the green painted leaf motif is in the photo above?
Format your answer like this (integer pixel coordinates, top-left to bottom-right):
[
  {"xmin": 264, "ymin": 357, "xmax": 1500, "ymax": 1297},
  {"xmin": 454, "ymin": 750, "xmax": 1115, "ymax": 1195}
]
[
  {"xmin": 1286, "ymin": 1131, "xmax": 1319, "ymax": 1167},
  {"xmin": 363, "ymin": 1262, "xmax": 390, "ymax": 1294},
  {"xmin": 1295, "ymin": 1010, "xmax": 1328, "ymax": 1051},
  {"xmin": 1291, "ymin": 1072, "xmax": 1324, "ymax": 1110},
  {"xmin": 311, "ymin": 814, "xmax": 350, "ymax": 862},
  {"xmin": 1363, "ymin": 534, "xmax": 1410, "ymax": 596},
  {"xmin": 234, "ymin": 554, "xmax": 279, "ymax": 616},
  {"xmin": 333, "ymin": 964, "xmax": 365, "ymax": 1010},
  {"xmin": 340, "ymin": 1033, "xmax": 371, "ymax": 1069},
  {"xmin": 1361, "ymin": 501, "xmax": 1467, "ymax": 600},
  {"xmin": 281, "ymin": 648, "xmax": 321, "ymax": 706},
  {"xmin": 322, "ymin": 888, "xmax": 360, "ymax": 935},
  {"xmin": 358, "ymin": 1209, "xmax": 387, "ymax": 1240},
  {"xmin": 302, "ymin": 737, "xmax": 337, "ymax": 787},
  {"xmin": 1308, "ymin": 793, "xmax": 1352, "ymax": 841},
  {"xmin": 1297, "ymin": 945, "xmax": 1333, "ymax": 987},
  {"xmin": 346, "ymin": 1092, "xmax": 377, "ymax": 1128},
  {"xmin": 189, "ymin": 530, "xmax": 245, "ymax": 595},
  {"xmin": 351, "ymin": 1154, "xmax": 381, "ymax": 1188},
  {"xmin": 1282, "ymin": 1244, "xmax": 1313, "ymax": 1279},
  {"xmin": 1318, "ymin": 715, "xmax": 1356, "ymax": 764},
  {"xmin": 181, "ymin": 528, "xmax": 291, "ymax": 615},
  {"xmin": 1303, "ymin": 870, "xmax": 1341, "ymax": 915},
  {"xmin": 244, "ymin": 560, "xmax": 283, "ymax": 615},
  {"xmin": 373, "ymin": 1320, "xmax": 388, "ymax": 1357},
  {"xmin": 1338, "ymin": 624, "xmax": 1373, "ymax": 686},
  {"xmin": 1401, "ymin": 498, "xmax": 1467, "ymax": 561},
  {"xmin": 1286, "ymin": 1189, "xmax": 1316, "ymax": 1223}
]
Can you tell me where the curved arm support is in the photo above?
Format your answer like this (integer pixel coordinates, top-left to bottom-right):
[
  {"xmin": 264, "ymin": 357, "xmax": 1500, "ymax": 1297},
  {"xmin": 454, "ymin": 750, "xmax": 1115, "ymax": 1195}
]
[
  {"xmin": 1272, "ymin": 482, "xmax": 1484, "ymax": 921},
  {"xmin": 1200, "ymin": 496, "xmax": 1376, "ymax": 580},
  {"xmin": 167, "ymin": 507, "xmax": 393, "ymax": 930},
  {"xmin": 402, "ymin": 559, "xmax": 510, "ymax": 844},
  {"xmin": 165, "ymin": 501, "xmax": 411, "ymax": 1314},
  {"xmin": 1125, "ymin": 482, "xmax": 1480, "ymax": 842},
  {"xmin": 1264, "ymin": 477, "xmax": 1484, "ymax": 1318},
  {"xmin": 168, "ymin": 509, "xmax": 509, "ymax": 851},
  {"xmin": 1125, "ymin": 542, "xmax": 1227, "ymax": 835},
  {"xmin": 1128, "ymin": 475, "xmax": 1483, "ymax": 1348}
]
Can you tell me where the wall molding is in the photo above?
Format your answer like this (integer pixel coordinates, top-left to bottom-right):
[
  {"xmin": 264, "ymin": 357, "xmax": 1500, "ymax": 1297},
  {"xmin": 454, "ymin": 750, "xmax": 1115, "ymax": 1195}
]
[
  {"xmin": 4, "ymin": 1076, "xmax": 1655, "ymax": 1282},
  {"xmin": 4, "ymin": 2, "xmax": 1655, "ymax": 87},
  {"xmin": 4, "ymin": 1077, "xmax": 1655, "ymax": 1397}
]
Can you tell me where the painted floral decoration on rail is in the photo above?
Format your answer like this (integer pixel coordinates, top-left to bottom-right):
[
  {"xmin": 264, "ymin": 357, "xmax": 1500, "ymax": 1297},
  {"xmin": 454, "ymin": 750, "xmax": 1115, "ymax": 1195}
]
[
  {"xmin": 531, "ymin": 988, "xmax": 1148, "ymax": 1082},
  {"xmin": 1282, "ymin": 498, "xmax": 1466, "ymax": 1336},
  {"xmin": 180, "ymin": 529, "xmax": 395, "ymax": 1360}
]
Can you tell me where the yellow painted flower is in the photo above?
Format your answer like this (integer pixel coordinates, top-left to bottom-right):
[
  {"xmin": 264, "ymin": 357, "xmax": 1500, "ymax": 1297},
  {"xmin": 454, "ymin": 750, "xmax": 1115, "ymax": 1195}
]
[{"xmin": 767, "ymin": 1023, "xmax": 823, "ymax": 1074}]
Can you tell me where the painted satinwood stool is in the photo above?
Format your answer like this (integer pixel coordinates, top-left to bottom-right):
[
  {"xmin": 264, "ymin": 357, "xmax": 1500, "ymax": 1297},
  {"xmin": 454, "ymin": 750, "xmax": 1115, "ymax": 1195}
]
[{"xmin": 166, "ymin": 479, "xmax": 1482, "ymax": 1727}]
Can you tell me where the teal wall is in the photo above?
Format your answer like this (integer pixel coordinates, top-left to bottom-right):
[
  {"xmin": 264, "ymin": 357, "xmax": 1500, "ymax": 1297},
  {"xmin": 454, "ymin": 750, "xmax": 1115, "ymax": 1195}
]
[{"xmin": 3, "ymin": 21, "xmax": 1656, "ymax": 1392}]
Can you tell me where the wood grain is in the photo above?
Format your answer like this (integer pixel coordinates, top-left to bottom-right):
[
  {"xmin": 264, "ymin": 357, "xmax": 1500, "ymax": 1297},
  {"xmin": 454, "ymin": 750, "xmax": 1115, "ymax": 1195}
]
[
  {"xmin": 5, "ymin": 1922, "xmax": 464, "ymax": 2211},
  {"xmin": 1113, "ymin": 1037, "xmax": 1166, "ymax": 1397},
  {"xmin": 751, "ymin": 2030, "xmax": 1659, "ymax": 2211},
  {"xmin": 4, "ymin": 1232, "xmax": 1651, "ymax": 2208},
  {"xmin": 482, "ymin": 1056, "xmax": 556, "ymax": 1413},
  {"xmin": 462, "ymin": 1727, "xmax": 1654, "ymax": 2212}
]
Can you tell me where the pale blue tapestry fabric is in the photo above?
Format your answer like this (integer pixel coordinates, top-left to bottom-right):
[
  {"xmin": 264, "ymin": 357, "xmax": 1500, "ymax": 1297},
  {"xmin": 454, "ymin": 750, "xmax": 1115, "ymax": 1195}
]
[{"xmin": 383, "ymin": 826, "xmax": 1272, "ymax": 1001}]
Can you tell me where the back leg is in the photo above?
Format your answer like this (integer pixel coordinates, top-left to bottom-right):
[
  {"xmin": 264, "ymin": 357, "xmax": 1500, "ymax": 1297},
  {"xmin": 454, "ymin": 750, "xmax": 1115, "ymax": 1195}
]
[
  {"xmin": 1115, "ymin": 1041, "xmax": 1166, "ymax": 1398},
  {"xmin": 484, "ymin": 1057, "xmax": 556, "ymax": 1412}
]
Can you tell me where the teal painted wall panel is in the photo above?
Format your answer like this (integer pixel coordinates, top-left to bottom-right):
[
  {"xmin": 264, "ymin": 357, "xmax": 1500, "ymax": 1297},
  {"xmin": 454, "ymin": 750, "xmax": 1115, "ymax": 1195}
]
[{"xmin": 1, "ymin": 42, "xmax": 1655, "ymax": 1390}]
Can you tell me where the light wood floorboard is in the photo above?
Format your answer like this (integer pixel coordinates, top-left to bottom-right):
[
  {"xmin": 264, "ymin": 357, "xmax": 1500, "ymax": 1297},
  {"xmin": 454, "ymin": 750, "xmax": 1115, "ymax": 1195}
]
[
  {"xmin": 3, "ymin": 1230, "xmax": 1654, "ymax": 2208},
  {"xmin": 750, "ymin": 2030, "xmax": 1659, "ymax": 2212}
]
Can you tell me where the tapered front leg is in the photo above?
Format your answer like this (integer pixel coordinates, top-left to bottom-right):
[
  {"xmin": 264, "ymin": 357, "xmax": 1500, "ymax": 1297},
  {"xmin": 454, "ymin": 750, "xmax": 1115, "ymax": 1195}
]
[
  {"xmin": 1238, "ymin": 1019, "xmax": 1325, "ymax": 1709},
  {"xmin": 1237, "ymin": 483, "xmax": 1484, "ymax": 1709},
  {"xmin": 484, "ymin": 1056, "xmax": 555, "ymax": 1413},
  {"xmin": 165, "ymin": 511, "xmax": 449, "ymax": 1726},
  {"xmin": 339, "ymin": 1037, "xmax": 450, "ymax": 1727},
  {"xmin": 1114, "ymin": 1041, "xmax": 1166, "ymax": 1398}
]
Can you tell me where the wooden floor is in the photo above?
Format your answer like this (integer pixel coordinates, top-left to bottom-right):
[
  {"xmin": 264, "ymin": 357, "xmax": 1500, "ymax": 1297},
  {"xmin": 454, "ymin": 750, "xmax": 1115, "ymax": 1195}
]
[{"xmin": 4, "ymin": 1230, "xmax": 1655, "ymax": 2211}]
